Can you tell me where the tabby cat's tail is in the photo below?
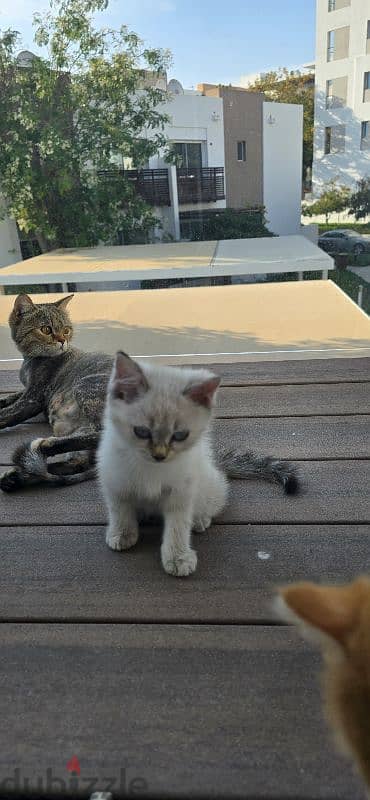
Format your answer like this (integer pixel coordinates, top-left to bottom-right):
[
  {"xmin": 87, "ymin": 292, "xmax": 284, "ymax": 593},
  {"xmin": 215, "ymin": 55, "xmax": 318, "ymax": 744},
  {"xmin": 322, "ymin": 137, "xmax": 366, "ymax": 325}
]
[
  {"xmin": 0, "ymin": 432, "xmax": 99, "ymax": 492},
  {"xmin": 219, "ymin": 449, "xmax": 299, "ymax": 495}
]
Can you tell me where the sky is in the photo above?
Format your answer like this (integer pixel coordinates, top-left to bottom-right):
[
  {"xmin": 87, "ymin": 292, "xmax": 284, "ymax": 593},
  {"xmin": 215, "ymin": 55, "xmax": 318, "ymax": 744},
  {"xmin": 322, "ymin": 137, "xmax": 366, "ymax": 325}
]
[{"xmin": 0, "ymin": 0, "xmax": 316, "ymax": 88}]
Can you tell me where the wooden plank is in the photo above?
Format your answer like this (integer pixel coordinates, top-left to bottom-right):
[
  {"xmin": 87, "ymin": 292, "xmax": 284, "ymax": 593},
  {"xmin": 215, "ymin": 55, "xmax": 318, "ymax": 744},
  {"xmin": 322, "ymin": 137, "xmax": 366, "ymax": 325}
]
[
  {"xmin": 0, "ymin": 525, "xmax": 369, "ymax": 622},
  {"xmin": 216, "ymin": 382, "xmax": 370, "ymax": 417},
  {"xmin": 203, "ymin": 356, "xmax": 370, "ymax": 385},
  {"xmin": 0, "ymin": 461, "xmax": 369, "ymax": 526},
  {"xmin": 2, "ymin": 383, "xmax": 370, "ymax": 419},
  {"xmin": 1, "ymin": 357, "xmax": 370, "ymax": 394},
  {"xmin": 0, "ymin": 624, "xmax": 364, "ymax": 799},
  {"xmin": 1, "ymin": 415, "xmax": 369, "ymax": 466}
]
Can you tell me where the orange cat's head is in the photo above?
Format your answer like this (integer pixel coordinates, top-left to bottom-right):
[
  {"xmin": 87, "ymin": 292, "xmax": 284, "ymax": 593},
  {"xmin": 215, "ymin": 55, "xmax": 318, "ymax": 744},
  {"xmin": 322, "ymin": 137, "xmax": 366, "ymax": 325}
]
[{"xmin": 277, "ymin": 578, "xmax": 370, "ymax": 790}]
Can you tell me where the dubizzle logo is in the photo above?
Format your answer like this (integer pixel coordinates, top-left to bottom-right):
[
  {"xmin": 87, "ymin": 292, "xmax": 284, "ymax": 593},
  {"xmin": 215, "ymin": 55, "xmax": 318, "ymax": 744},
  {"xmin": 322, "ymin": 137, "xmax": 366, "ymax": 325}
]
[{"xmin": 0, "ymin": 757, "xmax": 148, "ymax": 795}]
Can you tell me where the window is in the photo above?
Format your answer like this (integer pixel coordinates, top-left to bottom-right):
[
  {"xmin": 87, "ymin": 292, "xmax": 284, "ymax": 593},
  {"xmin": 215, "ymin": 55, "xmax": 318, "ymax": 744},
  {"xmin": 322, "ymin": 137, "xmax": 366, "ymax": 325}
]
[
  {"xmin": 364, "ymin": 72, "xmax": 370, "ymax": 102},
  {"xmin": 326, "ymin": 76, "xmax": 348, "ymax": 107},
  {"xmin": 237, "ymin": 141, "xmax": 246, "ymax": 161},
  {"xmin": 325, "ymin": 125, "xmax": 345, "ymax": 154},
  {"xmin": 327, "ymin": 26, "xmax": 350, "ymax": 61},
  {"xmin": 361, "ymin": 121, "xmax": 370, "ymax": 149},
  {"xmin": 171, "ymin": 142, "xmax": 203, "ymax": 169},
  {"xmin": 328, "ymin": 0, "xmax": 350, "ymax": 10}
]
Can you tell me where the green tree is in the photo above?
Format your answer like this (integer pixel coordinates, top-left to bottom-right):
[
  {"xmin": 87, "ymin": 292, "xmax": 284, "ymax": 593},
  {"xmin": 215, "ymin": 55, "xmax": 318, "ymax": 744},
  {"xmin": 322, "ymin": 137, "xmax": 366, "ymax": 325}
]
[
  {"xmin": 247, "ymin": 68, "xmax": 314, "ymax": 179},
  {"xmin": 0, "ymin": 0, "xmax": 171, "ymax": 251},
  {"xmin": 302, "ymin": 181, "xmax": 350, "ymax": 224},
  {"xmin": 348, "ymin": 177, "xmax": 370, "ymax": 220}
]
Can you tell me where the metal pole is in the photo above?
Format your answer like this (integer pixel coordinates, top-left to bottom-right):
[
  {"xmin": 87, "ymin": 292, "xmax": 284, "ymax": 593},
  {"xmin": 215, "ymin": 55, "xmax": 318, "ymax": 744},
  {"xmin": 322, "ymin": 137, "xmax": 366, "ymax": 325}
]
[{"xmin": 357, "ymin": 285, "xmax": 363, "ymax": 308}]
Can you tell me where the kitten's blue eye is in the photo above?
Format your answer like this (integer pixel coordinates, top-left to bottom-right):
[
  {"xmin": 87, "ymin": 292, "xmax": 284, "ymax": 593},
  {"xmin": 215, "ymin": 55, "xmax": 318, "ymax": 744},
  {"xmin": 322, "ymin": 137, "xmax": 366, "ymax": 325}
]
[
  {"xmin": 172, "ymin": 430, "xmax": 189, "ymax": 442},
  {"xmin": 133, "ymin": 426, "xmax": 152, "ymax": 440}
]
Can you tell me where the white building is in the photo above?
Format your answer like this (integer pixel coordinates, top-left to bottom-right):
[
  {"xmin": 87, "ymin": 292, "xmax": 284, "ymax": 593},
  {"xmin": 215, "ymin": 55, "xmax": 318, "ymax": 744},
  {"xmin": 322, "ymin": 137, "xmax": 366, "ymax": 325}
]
[
  {"xmin": 262, "ymin": 101, "xmax": 303, "ymax": 235},
  {"xmin": 147, "ymin": 83, "xmax": 227, "ymax": 241},
  {"xmin": 312, "ymin": 0, "xmax": 370, "ymax": 194}
]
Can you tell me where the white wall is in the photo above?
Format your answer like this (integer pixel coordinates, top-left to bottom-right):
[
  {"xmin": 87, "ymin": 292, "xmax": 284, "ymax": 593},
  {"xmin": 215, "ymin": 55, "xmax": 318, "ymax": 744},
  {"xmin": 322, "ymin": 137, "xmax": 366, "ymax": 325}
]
[
  {"xmin": 0, "ymin": 217, "xmax": 22, "ymax": 268},
  {"xmin": 312, "ymin": 0, "xmax": 370, "ymax": 194},
  {"xmin": 263, "ymin": 102, "xmax": 303, "ymax": 235},
  {"xmin": 149, "ymin": 93, "xmax": 226, "ymax": 213}
]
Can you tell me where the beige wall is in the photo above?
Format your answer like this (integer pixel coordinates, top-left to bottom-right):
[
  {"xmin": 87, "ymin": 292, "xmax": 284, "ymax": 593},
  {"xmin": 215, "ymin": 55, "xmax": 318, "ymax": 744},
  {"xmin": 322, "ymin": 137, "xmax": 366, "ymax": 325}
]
[{"xmin": 198, "ymin": 85, "xmax": 264, "ymax": 208}]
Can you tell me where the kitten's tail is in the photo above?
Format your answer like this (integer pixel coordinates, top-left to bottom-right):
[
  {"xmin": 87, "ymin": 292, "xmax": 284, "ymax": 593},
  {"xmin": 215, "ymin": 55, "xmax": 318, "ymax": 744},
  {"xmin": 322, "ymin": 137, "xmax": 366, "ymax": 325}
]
[
  {"xmin": 0, "ymin": 433, "xmax": 99, "ymax": 492},
  {"xmin": 219, "ymin": 449, "xmax": 299, "ymax": 495}
]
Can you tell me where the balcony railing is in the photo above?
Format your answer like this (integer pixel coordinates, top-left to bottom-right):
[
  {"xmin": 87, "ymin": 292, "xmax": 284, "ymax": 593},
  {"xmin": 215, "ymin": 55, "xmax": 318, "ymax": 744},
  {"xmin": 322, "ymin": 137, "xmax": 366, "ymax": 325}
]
[
  {"xmin": 98, "ymin": 168, "xmax": 171, "ymax": 206},
  {"xmin": 176, "ymin": 167, "xmax": 225, "ymax": 204}
]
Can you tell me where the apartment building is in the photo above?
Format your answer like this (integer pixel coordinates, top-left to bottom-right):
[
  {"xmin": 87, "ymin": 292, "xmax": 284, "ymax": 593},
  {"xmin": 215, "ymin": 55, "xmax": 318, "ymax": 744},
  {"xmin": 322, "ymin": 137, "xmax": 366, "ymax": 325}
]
[
  {"xmin": 312, "ymin": 0, "xmax": 370, "ymax": 194},
  {"xmin": 199, "ymin": 84, "xmax": 303, "ymax": 236},
  {"xmin": 0, "ymin": 72, "xmax": 303, "ymax": 265}
]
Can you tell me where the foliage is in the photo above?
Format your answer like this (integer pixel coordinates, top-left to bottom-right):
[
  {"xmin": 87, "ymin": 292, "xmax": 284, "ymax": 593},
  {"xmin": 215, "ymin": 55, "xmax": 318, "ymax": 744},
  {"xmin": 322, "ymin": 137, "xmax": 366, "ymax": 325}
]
[
  {"xmin": 319, "ymin": 222, "xmax": 370, "ymax": 234},
  {"xmin": 330, "ymin": 271, "xmax": 370, "ymax": 315},
  {"xmin": 247, "ymin": 68, "xmax": 314, "ymax": 177},
  {"xmin": 302, "ymin": 181, "xmax": 351, "ymax": 224},
  {"xmin": 348, "ymin": 177, "xmax": 370, "ymax": 221},
  {"xmin": 0, "ymin": 1, "xmax": 171, "ymax": 251},
  {"xmin": 188, "ymin": 207, "xmax": 273, "ymax": 241}
]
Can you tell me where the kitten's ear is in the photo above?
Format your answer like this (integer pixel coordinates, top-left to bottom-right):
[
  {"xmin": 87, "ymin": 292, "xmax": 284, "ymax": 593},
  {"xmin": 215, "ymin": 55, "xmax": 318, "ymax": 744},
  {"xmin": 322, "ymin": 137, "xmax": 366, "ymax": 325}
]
[
  {"xmin": 54, "ymin": 294, "xmax": 74, "ymax": 310},
  {"xmin": 13, "ymin": 294, "xmax": 34, "ymax": 317},
  {"xmin": 183, "ymin": 375, "xmax": 221, "ymax": 409},
  {"xmin": 278, "ymin": 580, "xmax": 368, "ymax": 646},
  {"xmin": 111, "ymin": 351, "xmax": 148, "ymax": 404}
]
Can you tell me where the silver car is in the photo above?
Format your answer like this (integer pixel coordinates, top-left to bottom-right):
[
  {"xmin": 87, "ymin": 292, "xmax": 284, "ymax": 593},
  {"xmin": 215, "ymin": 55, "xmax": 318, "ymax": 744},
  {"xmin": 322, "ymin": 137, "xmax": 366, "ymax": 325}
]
[{"xmin": 318, "ymin": 229, "xmax": 370, "ymax": 256}]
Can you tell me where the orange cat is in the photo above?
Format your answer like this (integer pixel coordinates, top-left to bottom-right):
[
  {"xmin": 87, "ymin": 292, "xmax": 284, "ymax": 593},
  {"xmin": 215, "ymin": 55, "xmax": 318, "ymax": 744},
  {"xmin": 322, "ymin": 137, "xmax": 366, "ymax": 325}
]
[{"xmin": 277, "ymin": 578, "xmax": 370, "ymax": 791}]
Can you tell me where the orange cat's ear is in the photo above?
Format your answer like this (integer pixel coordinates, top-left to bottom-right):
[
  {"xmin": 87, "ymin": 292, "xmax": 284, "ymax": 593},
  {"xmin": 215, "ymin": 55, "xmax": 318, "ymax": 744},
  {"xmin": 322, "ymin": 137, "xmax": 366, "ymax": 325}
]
[{"xmin": 279, "ymin": 581, "xmax": 361, "ymax": 645}]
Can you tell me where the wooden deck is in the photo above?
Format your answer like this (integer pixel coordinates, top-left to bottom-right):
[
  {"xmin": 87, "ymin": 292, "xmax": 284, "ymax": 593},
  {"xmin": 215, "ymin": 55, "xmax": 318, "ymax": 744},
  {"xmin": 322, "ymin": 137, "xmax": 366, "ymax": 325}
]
[{"xmin": 0, "ymin": 356, "xmax": 369, "ymax": 799}]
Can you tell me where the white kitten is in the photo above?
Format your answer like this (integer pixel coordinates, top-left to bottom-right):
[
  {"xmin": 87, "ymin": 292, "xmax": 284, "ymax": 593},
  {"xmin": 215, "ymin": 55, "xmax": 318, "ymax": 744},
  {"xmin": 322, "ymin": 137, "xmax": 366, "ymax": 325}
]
[{"xmin": 97, "ymin": 352, "xmax": 228, "ymax": 577}]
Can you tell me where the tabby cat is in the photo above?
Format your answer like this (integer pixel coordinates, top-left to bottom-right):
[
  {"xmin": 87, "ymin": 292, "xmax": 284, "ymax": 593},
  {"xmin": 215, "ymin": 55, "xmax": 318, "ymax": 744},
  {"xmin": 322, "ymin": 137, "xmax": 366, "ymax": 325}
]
[
  {"xmin": 277, "ymin": 579, "xmax": 370, "ymax": 792},
  {"xmin": 0, "ymin": 293, "xmax": 299, "ymax": 495}
]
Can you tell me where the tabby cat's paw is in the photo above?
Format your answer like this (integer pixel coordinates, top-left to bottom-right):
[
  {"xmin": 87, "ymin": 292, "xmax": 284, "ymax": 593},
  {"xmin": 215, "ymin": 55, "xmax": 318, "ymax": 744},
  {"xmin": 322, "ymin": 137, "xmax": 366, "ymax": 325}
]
[
  {"xmin": 0, "ymin": 467, "xmax": 24, "ymax": 493},
  {"xmin": 161, "ymin": 548, "xmax": 197, "ymax": 577},
  {"xmin": 192, "ymin": 514, "xmax": 212, "ymax": 533},
  {"xmin": 106, "ymin": 526, "xmax": 139, "ymax": 551}
]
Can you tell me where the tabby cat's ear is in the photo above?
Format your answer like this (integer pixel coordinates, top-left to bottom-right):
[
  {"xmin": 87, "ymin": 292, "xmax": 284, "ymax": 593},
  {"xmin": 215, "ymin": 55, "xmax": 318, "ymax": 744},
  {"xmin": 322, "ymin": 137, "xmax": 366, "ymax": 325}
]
[
  {"xmin": 111, "ymin": 351, "xmax": 148, "ymax": 404},
  {"xmin": 54, "ymin": 294, "xmax": 74, "ymax": 310},
  {"xmin": 13, "ymin": 294, "xmax": 35, "ymax": 317},
  {"xmin": 278, "ymin": 580, "xmax": 369, "ymax": 646},
  {"xmin": 183, "ymin": 375, "xmax": 221, "ymax": 409}
]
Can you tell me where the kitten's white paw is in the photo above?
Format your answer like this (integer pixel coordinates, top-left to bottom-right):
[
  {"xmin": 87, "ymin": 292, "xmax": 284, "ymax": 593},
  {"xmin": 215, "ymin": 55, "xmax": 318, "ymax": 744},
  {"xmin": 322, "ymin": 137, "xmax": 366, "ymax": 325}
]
[
  {"xmin": 192, "ymin": 515, "xmax": 212, "ymax": 533},
  {"xmin": 106, "ymin": 527, "xmax": 139, "ymax": 551},
  {"xmin": 162, "ymin": 548, "xmax": 197, "ymax": 577}
]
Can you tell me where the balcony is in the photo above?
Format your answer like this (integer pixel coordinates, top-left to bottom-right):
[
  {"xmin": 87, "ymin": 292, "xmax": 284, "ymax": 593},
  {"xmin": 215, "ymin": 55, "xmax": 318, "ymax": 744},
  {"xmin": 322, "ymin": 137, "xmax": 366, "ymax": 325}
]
[
  {"xmin": 98, "ymin": 168, "xmax": 171, "ymax": 206},
  {"xmin": 176, "ymin": 167, "xmax": 225, "ymax": 204}
]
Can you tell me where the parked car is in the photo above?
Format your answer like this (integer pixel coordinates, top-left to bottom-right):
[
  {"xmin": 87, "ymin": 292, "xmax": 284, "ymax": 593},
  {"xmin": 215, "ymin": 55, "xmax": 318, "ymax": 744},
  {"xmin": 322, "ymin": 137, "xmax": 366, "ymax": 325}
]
[{"xmin": 318, "ymin": 229, "xmax": 370, "ymax": 256}]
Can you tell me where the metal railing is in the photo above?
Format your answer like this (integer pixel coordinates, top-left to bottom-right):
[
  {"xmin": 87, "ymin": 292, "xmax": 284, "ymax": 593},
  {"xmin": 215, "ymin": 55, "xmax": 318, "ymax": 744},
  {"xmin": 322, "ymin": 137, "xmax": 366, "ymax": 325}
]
[
  {"xmin": 98, "ymin": 168, "xmax": 171, "ymax": 206},
  {"xmin": 176, "ymin": 167, "xmax": 225, "ymax": 204}
]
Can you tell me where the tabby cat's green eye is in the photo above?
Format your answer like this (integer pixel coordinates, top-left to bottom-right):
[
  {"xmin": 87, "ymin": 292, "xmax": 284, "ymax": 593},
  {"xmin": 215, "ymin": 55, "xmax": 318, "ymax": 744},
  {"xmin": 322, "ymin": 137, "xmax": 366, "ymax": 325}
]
[
  {"xmin": 172, "ymin": 430, "xmax": 189, "ymax": 442},
  {"xmin": 133, "ymin": 426, "xmax": 152, "ymax": 440},
  {"xmin": 41, "ymin": 325, "xmax": 52, "ymax": 335}
]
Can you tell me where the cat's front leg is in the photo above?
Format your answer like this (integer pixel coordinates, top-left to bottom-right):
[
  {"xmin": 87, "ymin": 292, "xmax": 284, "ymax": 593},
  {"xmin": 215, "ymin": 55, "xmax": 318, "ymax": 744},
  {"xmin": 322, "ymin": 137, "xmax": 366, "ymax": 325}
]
[
  {"xmin": 0, "ymin": 394, "xmax": 42, "ymax": 429},
  {"xmin": 0, "ymin": 391, "xmax": 24, "ymax": 410},
  {"xmin": 105, "ymin": 495, "xmax": 139, "ymax": 552},
  {"xmin": 161, "ymin": 506, "xmax": 197, "ymax": 577}
]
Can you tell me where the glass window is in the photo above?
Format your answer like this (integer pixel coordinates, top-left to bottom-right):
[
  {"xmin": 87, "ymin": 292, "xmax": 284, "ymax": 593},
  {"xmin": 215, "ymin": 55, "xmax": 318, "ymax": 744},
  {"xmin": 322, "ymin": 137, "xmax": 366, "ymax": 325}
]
[
  {"xmin": 171, "ymin": 142, "xmax": 203, "ymax": 169},
  {"xmin": 364, "ymin": 72, "xmax": 370, "ymax": 102},
  {"xmin": 237, "ymin": 141, "xmax": 246, "ymax": 161},
  {"xmin": 327, "ymin": 26, "xmax": 350, "ymax": 61},
  {"xmin": 328, "ymin": 0, "xmax": 350, "ymax": 9},
  {"xmin": 361, "ymin": 121, "xmax": 370, "ymax": 149},
  {"xmin": 325, "ymin": 125, "xmax": 345, "ymax": 154},
  {"xmin": 326, "ymin": 76, "xmax": 347, "ymax": 108}
]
